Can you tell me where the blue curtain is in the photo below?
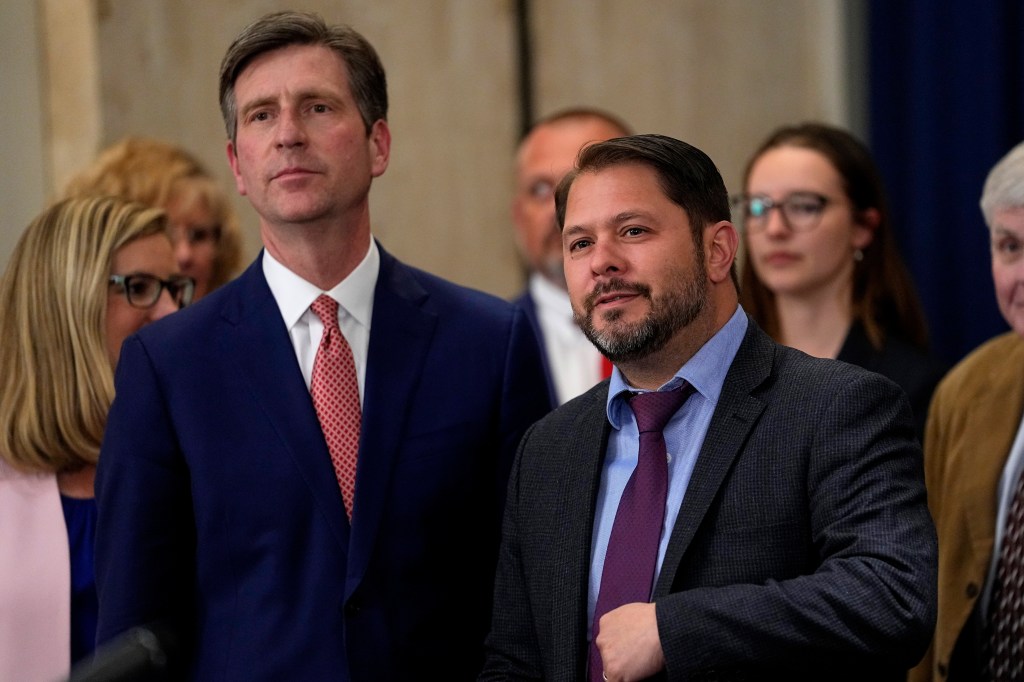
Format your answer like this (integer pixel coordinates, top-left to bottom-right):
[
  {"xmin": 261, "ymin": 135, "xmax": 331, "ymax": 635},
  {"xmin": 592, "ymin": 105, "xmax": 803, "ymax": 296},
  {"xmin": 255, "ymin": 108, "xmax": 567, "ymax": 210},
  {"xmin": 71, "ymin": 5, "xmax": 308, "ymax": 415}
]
[{"xmin": 868, "ymin": 0, "xmax": 1024, "ymax": 366}]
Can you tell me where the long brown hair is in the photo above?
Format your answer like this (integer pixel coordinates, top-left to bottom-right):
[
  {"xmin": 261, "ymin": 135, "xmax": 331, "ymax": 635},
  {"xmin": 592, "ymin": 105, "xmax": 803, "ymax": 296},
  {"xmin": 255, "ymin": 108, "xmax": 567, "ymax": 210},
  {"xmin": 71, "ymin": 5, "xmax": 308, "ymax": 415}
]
[{"xmin": 739, "ymin": 122, "xmax": 929, "ymax": 351}]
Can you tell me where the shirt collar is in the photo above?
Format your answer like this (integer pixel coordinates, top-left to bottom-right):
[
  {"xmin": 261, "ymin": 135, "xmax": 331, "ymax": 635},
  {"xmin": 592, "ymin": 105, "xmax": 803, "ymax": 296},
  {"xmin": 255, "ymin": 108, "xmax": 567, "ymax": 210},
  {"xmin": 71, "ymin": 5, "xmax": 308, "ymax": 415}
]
[
  {"xmin": 606, "ymin": 304, "xmax": 748, "ymax": 427},
  {"xmin": 262, "ymin": 239, "xmax": 379, "ymax": 330},
  {"xmin": 529, "ymin": 272, "xmax": 572, "ymax": 319}
]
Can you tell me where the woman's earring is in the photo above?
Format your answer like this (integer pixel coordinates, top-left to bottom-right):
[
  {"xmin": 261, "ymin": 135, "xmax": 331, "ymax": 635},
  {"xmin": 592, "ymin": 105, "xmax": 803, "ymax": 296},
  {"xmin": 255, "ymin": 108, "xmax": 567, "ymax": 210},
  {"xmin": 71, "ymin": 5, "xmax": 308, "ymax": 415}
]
[{"xmin": 853, "ymin": 249, "xmax": 864, "ymax": 262}]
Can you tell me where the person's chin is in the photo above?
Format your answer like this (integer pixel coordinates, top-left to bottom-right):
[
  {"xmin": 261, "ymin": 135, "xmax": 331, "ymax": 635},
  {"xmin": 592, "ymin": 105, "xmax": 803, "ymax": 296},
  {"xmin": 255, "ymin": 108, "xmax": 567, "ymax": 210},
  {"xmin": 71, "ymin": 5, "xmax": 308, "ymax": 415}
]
[
  {"xmin": 541, "ymin": 258, "xmax": 565, "ymax": 286},
  {"xmin": 272, "ymin": 199, "xmax": 333, "ymax": 225}
]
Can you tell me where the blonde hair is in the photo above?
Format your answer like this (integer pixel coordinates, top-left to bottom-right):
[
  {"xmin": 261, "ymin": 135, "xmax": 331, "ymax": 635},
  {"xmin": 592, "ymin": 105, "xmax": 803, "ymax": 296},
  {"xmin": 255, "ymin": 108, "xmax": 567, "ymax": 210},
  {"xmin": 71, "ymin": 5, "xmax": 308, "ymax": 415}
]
[
  {"xmin": 0, "ymin": 196, "xmax": 167, "ymax": 474},
  {"xmin": 64, "ymin": 136, "xmax": 243, "ymax": 291}
]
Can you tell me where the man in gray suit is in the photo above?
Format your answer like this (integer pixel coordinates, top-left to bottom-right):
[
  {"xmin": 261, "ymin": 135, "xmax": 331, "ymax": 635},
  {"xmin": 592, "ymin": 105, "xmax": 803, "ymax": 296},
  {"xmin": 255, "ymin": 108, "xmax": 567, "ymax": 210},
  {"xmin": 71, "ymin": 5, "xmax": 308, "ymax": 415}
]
[{"xmin": 480, "ymin": 134, "xmax": 937, "ymax": 681}]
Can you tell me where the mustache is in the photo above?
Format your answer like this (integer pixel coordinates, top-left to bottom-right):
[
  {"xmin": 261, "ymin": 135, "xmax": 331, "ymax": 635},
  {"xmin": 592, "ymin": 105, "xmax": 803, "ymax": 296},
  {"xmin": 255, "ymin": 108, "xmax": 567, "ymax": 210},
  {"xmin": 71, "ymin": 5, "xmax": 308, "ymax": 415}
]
[{"xmin": 583, "ymin": 278, "xmax": 651, "ymax": 311}]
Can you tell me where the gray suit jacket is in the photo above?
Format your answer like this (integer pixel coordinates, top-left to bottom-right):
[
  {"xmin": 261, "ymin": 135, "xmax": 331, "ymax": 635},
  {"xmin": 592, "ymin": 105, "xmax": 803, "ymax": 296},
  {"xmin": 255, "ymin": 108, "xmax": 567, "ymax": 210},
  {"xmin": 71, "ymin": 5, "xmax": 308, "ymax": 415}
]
[{"xmin": 481, "ymin": 317, "xmax": 937, "ymax": 681}]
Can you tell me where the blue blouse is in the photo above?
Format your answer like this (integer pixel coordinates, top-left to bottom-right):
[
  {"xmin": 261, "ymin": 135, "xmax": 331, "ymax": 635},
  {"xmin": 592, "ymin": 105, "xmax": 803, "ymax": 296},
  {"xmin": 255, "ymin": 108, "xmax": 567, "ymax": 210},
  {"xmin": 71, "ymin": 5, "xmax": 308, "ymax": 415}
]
[{"xmin": 60, "ymin": 494, "xmax": 98, "ymax": 664}]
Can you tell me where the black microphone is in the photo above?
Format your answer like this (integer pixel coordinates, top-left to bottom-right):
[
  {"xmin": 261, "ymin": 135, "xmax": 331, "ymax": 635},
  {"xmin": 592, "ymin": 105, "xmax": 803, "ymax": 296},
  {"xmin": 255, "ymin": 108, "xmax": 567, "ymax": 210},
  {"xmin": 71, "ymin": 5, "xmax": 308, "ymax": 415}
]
[{"xmin": 66, "ymin": 624, "xmax": 176, "ymax": 682}]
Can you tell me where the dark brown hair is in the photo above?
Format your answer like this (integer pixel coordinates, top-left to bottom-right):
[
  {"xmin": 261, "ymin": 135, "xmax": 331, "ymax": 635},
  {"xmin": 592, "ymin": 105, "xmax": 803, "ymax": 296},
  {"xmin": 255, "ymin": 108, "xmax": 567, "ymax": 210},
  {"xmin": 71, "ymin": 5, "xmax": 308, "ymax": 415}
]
[
  {"xmin": 555, "ymin": 133, "xmax": 736, "ymax": 285},
  {"xmin": 218, "ymin": 11, "xmax": 387, "ymax": 144},
  {"xmin": 739, "ymin": 122, "xmax": 929, "ymax": 351}
]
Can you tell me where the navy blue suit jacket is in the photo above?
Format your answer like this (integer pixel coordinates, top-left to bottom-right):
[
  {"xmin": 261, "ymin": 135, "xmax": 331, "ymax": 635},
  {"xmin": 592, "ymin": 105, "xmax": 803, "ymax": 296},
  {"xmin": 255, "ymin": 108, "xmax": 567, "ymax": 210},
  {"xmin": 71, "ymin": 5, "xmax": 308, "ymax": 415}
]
[
  {"xmin": 95, "ymin": 245, "xmax": 552, "ymax": 680},
  {"xmin": 511, "ymin": 289, "xmax": 557, "ymax": 407}
]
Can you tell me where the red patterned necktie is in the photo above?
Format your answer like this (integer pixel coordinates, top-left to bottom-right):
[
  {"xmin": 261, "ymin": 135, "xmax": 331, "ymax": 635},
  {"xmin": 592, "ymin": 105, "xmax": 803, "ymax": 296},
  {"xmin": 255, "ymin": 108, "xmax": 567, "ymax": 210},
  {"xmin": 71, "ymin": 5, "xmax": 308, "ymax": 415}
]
[
  {"xmin": 310, "ymin": 294, "xmax": 361, "ymax": 520},
  {"xmin": 989, "ymin": 468, "xmax": 1024, "ymax": 681},
  {"xmin": 589, "ymin": 384, "xmax": 693, "ymax": 682}
]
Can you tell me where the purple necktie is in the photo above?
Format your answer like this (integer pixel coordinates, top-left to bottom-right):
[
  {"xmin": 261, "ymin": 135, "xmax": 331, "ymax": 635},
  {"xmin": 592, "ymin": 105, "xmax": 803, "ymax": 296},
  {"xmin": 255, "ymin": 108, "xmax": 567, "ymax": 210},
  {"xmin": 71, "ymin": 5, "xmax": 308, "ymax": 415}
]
[{"xmin": 589, "ymin": 384, "xmax": 693, "ymax": 682}]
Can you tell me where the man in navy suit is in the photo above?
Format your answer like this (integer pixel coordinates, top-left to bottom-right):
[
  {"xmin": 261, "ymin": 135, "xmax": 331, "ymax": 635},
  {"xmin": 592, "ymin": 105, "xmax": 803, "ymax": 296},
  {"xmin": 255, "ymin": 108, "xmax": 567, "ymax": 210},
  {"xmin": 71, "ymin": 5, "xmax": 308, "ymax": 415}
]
[
  {"xmin": 511, "ymin": 108, "xmax": 631, "ymax": 405},
  {"xmin": 94, "ymin": 11, "xmax": 551, "ymax": 680},
  {"xmin": 480, "ymin": 135, "xmax": 937, "ymax": 681}
]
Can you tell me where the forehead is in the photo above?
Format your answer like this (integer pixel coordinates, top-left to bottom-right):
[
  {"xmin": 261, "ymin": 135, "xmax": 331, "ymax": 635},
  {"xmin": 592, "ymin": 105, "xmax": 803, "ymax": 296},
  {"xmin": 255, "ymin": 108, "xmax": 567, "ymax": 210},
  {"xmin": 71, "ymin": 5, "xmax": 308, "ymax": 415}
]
[
  {"xmin": 747, "ymin": 145, "xmax": 844, "ymax": 194},
  {"xmin": 165, "ymin": 193, "xmax": 216, "ymax": 227},
  {"xmin": 111, "ymin": 233, "xmax": 176, "ymax": 274},
  {"xmin": 565, "ymin": 164, "xmax": 681, "ymax": 224},
  {"xmin": 235, "ymin": 44, "xmax": 351, "ymax": 101},
  {"xmin": 991, "ymin": 206, "xmax": 1024, "ymax": 234},
  {"xmin": 518, "ymin": 119, "xmax": 625, "ymax": 177}
]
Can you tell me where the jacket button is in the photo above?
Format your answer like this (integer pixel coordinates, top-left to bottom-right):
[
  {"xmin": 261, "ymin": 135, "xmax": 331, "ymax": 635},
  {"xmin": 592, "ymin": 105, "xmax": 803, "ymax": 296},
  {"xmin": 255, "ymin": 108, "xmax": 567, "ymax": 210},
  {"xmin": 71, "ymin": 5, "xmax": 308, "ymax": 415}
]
[
  {"xmin": 345, "ymin": 601, "xmax": 362, "ymax": 616},
  {"xmin": 966, "ymin": 582, "xmax": 979, "ymax": 598}
]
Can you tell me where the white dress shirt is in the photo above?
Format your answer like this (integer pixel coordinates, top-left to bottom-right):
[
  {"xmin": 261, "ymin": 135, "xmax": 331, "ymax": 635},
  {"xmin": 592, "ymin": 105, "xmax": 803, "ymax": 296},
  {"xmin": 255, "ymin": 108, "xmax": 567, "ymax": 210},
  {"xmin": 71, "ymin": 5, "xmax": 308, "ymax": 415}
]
[
  {"xmin": 262, "ymin": 242, "xmax": 379, "ymax": 404},
  {"xmin": 530, "ymin": 272, "xmax": 606, "ymax": 405}
]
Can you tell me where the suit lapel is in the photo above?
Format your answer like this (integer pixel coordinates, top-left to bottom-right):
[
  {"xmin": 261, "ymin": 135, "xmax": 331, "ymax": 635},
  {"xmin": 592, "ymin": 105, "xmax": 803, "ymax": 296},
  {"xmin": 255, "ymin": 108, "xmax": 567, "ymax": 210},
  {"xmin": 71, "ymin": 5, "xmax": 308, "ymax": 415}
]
[
  {"xmin": 551, "ymin": 387, "xmax": 612, "ymax": 674},
  {"xmin": 219, "ymin": 258, "xmax": 351, "ymax": 549},
  {"xmin": 654, "ymin": 321, "xmax": 772, "ymax": 597},
  {"xmin": 960, "ymin": 338, "xmax": 1024, "ymax": 557},
  {"xmin": 514, "ymin": 291, "xmax": 557, "ymax": 405},
  {"xmin": 345, "ymin": 246, "xmax": 437, "ymax": 595}
]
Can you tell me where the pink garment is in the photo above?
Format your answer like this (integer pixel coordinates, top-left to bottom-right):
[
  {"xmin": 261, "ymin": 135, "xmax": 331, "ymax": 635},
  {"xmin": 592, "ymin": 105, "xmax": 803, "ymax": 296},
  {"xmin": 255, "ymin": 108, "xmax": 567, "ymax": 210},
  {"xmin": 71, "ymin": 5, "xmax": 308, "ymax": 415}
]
[{"xmin": 0, "ymin": 460, "xmax": 71, "ymax": 681}]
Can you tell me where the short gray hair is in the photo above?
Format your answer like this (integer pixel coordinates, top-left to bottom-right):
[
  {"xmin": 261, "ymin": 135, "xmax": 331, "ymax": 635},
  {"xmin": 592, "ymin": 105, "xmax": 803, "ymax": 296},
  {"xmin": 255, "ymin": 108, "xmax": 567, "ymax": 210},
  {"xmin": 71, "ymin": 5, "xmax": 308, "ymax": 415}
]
[{"xmin": 980, "ymin": 140, "xmax": 1024, "ymax": 227}]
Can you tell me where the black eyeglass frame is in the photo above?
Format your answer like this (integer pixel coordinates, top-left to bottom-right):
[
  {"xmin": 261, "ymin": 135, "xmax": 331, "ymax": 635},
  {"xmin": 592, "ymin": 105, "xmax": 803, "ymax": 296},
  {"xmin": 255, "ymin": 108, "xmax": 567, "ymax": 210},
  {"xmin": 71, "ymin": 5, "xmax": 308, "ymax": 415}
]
[
  {"xmin": 731, "ymin": 192, "xmax": 833, "ymax": 233},
  {"xmin": 108, "ymin": 273, "xmax": 196, "ymax": 310}
]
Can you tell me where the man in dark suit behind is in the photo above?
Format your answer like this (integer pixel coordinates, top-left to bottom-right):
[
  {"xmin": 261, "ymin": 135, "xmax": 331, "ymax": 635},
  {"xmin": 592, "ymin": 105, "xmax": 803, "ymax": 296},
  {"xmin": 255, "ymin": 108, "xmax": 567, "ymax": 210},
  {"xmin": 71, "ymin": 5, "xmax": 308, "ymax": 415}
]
[
  {"xmin": 480, "ymin": 134, "xmax": 937, "ymax": 681},
  {"xmin": 510, "ymin": 108, "xmax": 631, "ymax": 405},
  {"xmin": 94, "ymin": 11, "xmax": 551, "ymax": 680}
]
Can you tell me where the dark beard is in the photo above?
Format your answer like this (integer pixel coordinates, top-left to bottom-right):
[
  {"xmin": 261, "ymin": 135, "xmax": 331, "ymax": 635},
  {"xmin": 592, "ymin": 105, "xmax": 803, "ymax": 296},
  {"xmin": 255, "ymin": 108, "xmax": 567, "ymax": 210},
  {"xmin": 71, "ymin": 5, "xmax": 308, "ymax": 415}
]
[{"xmin": 574, "ymin": 260, "xmax": 709, "ymax": 364}]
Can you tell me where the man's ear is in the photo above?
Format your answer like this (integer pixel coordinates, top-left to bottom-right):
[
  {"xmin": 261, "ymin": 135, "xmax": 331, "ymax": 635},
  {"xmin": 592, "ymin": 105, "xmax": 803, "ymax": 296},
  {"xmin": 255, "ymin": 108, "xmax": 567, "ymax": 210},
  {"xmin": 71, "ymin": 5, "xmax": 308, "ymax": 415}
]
[
  {"xmin": 368, "ymin": 119, "xmax": 391, "ymax": 178},
  {"xmin": 226, "ymin": 140, "xmax": 247, "ymax": 196},
  {"xmin": 705, "ymin": 220, "xmax": 738, "ymax": 284}
]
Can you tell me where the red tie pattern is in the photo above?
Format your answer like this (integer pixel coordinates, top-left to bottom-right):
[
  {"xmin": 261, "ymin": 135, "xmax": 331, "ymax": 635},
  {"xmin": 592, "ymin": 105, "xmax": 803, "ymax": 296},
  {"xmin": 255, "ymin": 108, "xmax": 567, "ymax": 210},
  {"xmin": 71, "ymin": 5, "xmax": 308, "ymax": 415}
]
[
  {"xmin": 589, "ymin": 384, "xmax": 694, "ymax": 682},
  {"xmin": 310, "ymin": 294, "xmax": 361, "ymax": 520},
  {"xmin": 989, "ymin": 468, "xmax": 1024, "ymax": 681}
]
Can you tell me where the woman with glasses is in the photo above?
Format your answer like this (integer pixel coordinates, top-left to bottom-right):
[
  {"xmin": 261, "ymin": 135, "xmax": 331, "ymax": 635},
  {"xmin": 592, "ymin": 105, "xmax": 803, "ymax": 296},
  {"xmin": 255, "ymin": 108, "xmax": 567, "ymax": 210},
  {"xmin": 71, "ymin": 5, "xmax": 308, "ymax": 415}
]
[
  {"xmin": 64, "ymin": 136, "xmax": 244, "ymax": 300},
  {"xmin": 0, "ymin": 196, "xmax": 193, "ymax": 679},
  {"xmin": 736, "ymin": 122, "xmax": 945, "ymax": 438}
]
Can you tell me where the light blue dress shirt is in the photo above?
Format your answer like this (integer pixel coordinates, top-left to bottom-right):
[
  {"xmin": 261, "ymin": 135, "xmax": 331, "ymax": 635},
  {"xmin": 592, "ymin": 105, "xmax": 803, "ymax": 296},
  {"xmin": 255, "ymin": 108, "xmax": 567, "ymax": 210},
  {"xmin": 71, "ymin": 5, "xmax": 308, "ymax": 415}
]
[{"xmin": 587, "ymin": 305, "xmax": 748, "ymax": 636}]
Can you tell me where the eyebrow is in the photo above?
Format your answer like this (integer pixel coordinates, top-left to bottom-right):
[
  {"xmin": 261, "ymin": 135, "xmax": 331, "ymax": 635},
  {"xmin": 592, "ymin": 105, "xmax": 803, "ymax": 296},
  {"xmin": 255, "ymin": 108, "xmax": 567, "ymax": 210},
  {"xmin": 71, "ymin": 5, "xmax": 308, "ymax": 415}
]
[
  {"xmin": 238, "ymin": 89, "xmax": 343, "ymax": 119},
  {"xmin": 991, "ymin": 226, "xmax": 1024, "ymax": 238},
  {"xmin": 562, "ymin": 210, "xmax": 654, "ymax": 237},
  {"xmin": 562, "ymin": 224, "xmax": 586, "ymax": 239},
  {"xmin": 238, "ymin": 95, "xmax": 276, "ymax": 121}
]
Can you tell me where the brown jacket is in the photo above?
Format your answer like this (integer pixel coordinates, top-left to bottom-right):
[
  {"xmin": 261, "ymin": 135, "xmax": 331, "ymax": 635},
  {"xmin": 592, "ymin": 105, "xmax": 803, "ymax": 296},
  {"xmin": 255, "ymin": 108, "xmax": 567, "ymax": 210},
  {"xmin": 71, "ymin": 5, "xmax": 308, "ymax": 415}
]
[{"xmin": 910, "ymin": 332, "xmax": 1024, "ymax": 681}]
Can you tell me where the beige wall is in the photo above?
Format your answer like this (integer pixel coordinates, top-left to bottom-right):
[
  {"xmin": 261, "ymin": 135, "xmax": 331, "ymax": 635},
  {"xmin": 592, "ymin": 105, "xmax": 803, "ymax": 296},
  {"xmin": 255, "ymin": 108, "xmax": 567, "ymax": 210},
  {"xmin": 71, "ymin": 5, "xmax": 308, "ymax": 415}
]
[
  {"xmin": 0, "ymin": 0, "xmax": 49, "ymax": 269},
  {"xmin": 2, "ymin": 0, "xmax": 864, "ymax": 298}
]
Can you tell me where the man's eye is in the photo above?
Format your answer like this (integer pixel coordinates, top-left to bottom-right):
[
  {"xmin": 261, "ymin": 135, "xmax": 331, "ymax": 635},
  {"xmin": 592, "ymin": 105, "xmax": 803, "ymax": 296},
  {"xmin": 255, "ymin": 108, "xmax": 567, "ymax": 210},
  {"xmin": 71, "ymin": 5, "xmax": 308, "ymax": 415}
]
[
  {"xmin": 312, "ymin": 103, "xmax": 329, "ymax": 113},
  {"xmin": 529, "ymin": 181, "xmax": 555, "ymax": 201},
  {"xmin": 569, "ymin": 239, "xmax": 592, "ymax": 252},
  {"xmin": 996, "ymin": 239, "xmax": 1022, "ymax": 255}
]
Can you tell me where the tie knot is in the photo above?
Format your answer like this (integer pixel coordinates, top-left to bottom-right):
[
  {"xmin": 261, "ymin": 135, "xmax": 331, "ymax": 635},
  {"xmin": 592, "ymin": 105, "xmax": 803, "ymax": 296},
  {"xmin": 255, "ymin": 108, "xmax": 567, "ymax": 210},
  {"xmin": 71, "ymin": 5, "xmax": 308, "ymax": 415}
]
[
  {"xmin": 311, "ymin": 294, "xmax": 340, "ymax": 331},
  {"xmin": 628, "ymin": 384, "xmax": 693, "ymax": 433}
]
